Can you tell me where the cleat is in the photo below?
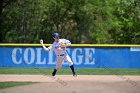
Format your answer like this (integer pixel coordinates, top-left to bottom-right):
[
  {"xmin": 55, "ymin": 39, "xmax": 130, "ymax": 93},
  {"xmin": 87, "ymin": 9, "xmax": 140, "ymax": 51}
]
[{"xmin": 73, "ymin": 74, "xmax": 77, "ymax": 77}]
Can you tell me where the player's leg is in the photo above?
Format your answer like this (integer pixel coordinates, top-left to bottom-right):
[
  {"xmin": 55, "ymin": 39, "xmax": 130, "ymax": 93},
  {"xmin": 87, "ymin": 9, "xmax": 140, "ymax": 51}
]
[
  {"xmin": 52, "ymin": 68, "xmax": 57, "ymax": 76},
  {"xmin": 64, "ymin": 54, "xmax": 77, "ymax": 76},
  {"xmin": 52, "ymin": 56, "xmax": 64, "ymax": 76}
]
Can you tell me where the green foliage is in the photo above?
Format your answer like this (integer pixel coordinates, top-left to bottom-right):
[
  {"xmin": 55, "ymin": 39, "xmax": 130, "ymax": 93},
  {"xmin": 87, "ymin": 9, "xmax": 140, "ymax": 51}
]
[{"xmin": 0, "ymin": 0, "xmax": 140, "ymax": 44}]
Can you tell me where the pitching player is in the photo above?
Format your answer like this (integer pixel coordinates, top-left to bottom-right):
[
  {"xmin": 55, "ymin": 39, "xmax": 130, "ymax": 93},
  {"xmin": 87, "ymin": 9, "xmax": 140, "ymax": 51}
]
[{"xmin": 40, "ymin": 33, "xmax": 77, "ymax": 76}]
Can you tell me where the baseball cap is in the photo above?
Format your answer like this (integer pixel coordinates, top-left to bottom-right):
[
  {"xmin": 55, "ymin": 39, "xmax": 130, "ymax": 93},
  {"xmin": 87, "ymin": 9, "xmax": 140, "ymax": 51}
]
[{"xmin": 52, "ymin": 33, "xmax": 59, "ymax": 37}]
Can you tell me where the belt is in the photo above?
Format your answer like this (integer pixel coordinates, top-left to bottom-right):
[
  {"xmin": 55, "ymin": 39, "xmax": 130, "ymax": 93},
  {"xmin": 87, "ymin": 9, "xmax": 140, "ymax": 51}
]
[{"xmin": 57, "ymin": 54, "xmax": 64, "ymax": 56}]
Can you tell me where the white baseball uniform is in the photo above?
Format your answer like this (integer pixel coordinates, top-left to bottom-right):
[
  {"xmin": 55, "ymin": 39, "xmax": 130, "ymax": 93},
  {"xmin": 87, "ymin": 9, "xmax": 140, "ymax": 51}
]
[{"xmin": 47, "ymin": 39, "xmax": 73, "ymax": 69}]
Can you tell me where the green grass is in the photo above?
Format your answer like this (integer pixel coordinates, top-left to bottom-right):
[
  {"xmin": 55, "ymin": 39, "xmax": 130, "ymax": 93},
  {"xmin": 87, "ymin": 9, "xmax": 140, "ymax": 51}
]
[
  {"xmin": 0, "ymin": 67, "xmax": 51, "ymax": 74},
  {"xmin": 0, "ymin": 67, "xmax": 140, "ymax": 75},
  {"xmin": 0, "ymin": 82, "xmax": 35, "ymax": 89}
]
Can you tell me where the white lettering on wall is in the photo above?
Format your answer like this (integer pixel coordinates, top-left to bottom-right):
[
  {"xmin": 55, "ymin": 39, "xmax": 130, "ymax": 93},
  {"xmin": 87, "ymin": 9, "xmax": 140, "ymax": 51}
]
[
  {"xmin": 130, "ymin": 47, "xmax": 140, "ymax": 51},
  {"xmin": 12, "ymin": 48, "xmax": 22, "ymax": 64},
  {"xmin": 36, "ymin": 48, "xmax": 46, "ymax": 64},
  {"xmin": 85, "ymin": 48, "xmax": 95, "ymax": 65},
  {"xmin": 72, "ymin": 48, "xmax": 83, "ymax": 65},
  {"xmin": 24, "ymin": 48, "xmax": 35, "ymax": 64},
  {"xmin": 11, "ymin": 47, "xmax": 96, "ymax": 66}
]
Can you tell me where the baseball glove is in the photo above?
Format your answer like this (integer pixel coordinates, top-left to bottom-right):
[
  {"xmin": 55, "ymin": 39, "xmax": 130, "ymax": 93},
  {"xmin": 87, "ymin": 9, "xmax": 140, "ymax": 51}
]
[{"xmin": 60, "ymin": 43, "xmax": 66, "ymax": 48}]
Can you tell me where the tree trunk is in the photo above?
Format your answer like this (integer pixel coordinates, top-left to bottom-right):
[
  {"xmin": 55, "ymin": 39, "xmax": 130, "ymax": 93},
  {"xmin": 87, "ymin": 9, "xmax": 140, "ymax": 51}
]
[
  {"xmin": 0, "ymin": 0, "xmax": 3, "ymax": 15},
  {"xmin": 0, "ymin": 0, "xmax": 3, "ymax": 40}
]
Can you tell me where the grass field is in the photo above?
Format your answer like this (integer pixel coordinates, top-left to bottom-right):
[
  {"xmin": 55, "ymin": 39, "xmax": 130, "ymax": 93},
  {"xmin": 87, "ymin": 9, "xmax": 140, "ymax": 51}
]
[
  {"xmin": 0, "ymin": 82, "xmax": 35, "ymax": 89},
  {"xmin": 0, "ymin": 67, "xmax": 140, "ymax": 75}
]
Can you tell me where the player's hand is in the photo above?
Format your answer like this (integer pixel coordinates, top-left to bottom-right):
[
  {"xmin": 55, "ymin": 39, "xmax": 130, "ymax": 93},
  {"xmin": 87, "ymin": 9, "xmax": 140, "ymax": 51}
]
[
  {"xmin": 40, "ymin": 39, "xmax": 43, "ymax": 44},
  {"xmin": 60, "ymin": 42, "xmax": 66, "ymax": 48}
]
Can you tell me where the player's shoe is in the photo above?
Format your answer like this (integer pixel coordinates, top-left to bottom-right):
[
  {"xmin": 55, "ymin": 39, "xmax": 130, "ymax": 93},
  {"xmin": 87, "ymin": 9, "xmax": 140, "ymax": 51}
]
[
  {"xmin": 73, "ymin": 73, "xmax": 77, "ymax": 77},
  {"xmin": 51, "ymin": 75, "xmax": 56, "ymax": 79}
]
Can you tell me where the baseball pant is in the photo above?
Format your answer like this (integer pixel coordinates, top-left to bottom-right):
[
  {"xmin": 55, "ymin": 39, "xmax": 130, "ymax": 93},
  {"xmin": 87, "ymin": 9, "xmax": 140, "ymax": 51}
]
[{"xmin": 55, "ymin": 53, "xmax": 73, "ymax": 70}]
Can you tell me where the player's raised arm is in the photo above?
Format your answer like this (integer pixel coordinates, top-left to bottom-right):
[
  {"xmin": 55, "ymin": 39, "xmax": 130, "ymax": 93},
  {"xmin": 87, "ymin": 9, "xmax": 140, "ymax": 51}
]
[
  {"xmin": 40, "ymin": 39, "xmax": 52, "ymax": 51},
  {"xmin": 59, "ymin": 39, "xmax": 71, "ymax": 48},
  {"xmin": 65, "ymin": 39, "xmax": 71, "ymax": 47}
]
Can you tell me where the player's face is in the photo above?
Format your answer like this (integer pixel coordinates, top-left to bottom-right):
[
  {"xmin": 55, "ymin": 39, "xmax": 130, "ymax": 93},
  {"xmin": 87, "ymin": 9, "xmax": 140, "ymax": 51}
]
[{"xmin": 53, "ymin": 36, "xmax": 59, "ymax": 42}]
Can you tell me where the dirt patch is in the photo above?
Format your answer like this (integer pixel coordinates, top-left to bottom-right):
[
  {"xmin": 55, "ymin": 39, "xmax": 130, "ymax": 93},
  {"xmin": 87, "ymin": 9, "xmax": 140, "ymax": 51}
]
[{"xmin": 0, "ymin": 75, "xmax": 140, "ymax": 93}]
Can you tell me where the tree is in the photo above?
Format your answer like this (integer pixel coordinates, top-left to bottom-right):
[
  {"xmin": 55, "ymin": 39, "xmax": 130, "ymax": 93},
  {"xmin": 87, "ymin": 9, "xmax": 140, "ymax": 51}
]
[
  {"xmin": 108, "ymin": 0, "xmax": 140, "ymax": 44},
  {"xmin": 0, "ymin": 0, "xmax": 140, "ymax": 44},
  {"xmin": 1, "ymin": 0, "xmax": 45, "ymax": 43}
]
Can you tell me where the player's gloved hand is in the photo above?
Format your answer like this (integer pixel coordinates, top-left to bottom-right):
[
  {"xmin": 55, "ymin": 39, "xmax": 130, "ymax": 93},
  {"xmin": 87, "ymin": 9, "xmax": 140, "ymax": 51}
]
[
  {"xmin": 60, "ymin": 42, "xmax": 66, "ymax": 48},
  {"xmin": 40, "ymin": 39, "xmax": 43, "ymax": 44}
]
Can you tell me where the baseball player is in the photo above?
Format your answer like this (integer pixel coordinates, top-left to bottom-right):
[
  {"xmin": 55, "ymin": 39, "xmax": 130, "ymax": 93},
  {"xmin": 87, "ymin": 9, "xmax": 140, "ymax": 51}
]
[{"xmin": 40, "ymin": 33, "xmax": 77, "ymax": 76}]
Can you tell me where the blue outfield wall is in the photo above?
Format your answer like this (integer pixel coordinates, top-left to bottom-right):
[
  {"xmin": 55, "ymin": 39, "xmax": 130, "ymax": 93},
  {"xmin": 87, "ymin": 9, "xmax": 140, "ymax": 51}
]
[{"xmin": 0, "ymin": 44, "xmax": 140, "ymax": 68}]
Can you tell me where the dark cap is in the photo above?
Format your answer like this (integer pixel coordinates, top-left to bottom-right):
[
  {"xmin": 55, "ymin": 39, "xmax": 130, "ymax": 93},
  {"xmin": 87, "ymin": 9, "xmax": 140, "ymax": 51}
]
[{"xmin": 52, "ymin": 33, "xmax": 59, "ymax": 37}]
